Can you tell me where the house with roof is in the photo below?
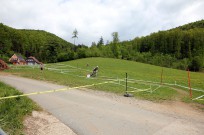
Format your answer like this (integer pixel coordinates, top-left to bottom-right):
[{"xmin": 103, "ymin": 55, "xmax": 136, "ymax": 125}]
[
  {"xmin": 9, "ymin": 54, "xmax": 26, "ymax": 65},
  {"xmin": 26, "ymin": 56, "xmax": 42, "ymax": 65}
]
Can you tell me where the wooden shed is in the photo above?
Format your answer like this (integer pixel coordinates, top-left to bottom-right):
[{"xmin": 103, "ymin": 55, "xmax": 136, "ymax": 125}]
[
  {"xmin": 9, "ymin": 54, "xmax": 26, "ymax": 65},
  {"xmin": 26, "ymin": 56, "xmax": 42, "ymax": 65}
]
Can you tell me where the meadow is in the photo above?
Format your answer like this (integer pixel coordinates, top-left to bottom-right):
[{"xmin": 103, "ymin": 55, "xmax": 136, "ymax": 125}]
[{"xmin": 5, "ymin": 57, "xmax": 204, "ymax": 104}]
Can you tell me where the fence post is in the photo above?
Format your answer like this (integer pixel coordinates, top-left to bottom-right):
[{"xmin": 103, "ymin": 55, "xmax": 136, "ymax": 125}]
[
  {"xmin": 160, "ymin": 68, "xmax": 163, "ymax": 85},
  {"xmin": 125, "ymin": 73, "xmax": 127, "ymax": 94},
  {"xmin": 124, "ymin": 73, "xmax": 133, "ymax": 97},
  {"xmin": 188, "ymin": 69, "xmax": 192, "ymax": 98}
]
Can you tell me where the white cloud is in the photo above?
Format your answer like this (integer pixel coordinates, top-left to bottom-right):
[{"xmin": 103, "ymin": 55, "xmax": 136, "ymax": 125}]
[{"xmin": 0, "ymin": 0, "xmax": 204, "ymax": 46}]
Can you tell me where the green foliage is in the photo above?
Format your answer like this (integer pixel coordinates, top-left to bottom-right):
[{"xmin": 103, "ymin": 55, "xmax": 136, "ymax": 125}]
[
  {"xmin": 173, "ymin": 19, "xmax": 204, "ymax": 30},
  {"xmin": 0, "ymin": 82, "xmax": 39, "ymax": 135},
  {"xmin": 102, "ymin": 20, "xmax": 204, "ymax": 71},
  {"xmin": 189, "ymin": 56, "xmax": 203, "ymax": 71},
  {"xmin": 172, "ymin": 58, "xmax": 190, "ymax": 70},
  {"xmin": 0, "ymin": 23, "xmax": 74, "ymax": 63},
  {"xmin": 1, "ymin": 20, "xmax": 204, "ymax": 72},
  {"xmin": 112, "ymin": 32, "xmax": 119, "ymax": 43},
  {"xmin": 97, "ymin": 36, "xmax": 104, "ymax": 47},
  {"xmin": 72, "ymin": 28, "xmax": 78, "ymax": 45}
]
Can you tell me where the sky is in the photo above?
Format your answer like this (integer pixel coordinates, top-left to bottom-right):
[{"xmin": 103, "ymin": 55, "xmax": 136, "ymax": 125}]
[{"xmin": 0, "ymin": 0, "xmax": 204, "ymax": 46}]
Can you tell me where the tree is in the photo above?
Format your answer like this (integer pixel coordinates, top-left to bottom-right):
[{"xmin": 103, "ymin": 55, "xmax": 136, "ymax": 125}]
[
  {"xmin": 72, "ymin": 28, "xmax": 78, "ymax": 45},
  {"xmin": 97, "ymin": 36, "xmax": 104, "ymax": 46},
  {"xmin": 97, "ymin": 36, "xmax": 104, "ymax": 49},
  {"xmin": 110, "ymin": 32, "xmax": 121, "ymax": 58},
  {"xmin": 189, "ymin": 56, "xmax": 203, "ymax": 71},
  {"xmin": 112, "ymin": 32, "xmax": 119, "ymax": 43},
  {"xmin": 91, "ymin": 42, "xmax": 97, "ymax": 47}
]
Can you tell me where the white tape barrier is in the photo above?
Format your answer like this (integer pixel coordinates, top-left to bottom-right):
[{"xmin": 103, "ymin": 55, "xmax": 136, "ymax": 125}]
[
  {"xmin": 192, "ymin": 95, "xmax": 204, "ymax": 101},
  {"xmin": 175, "ymin": 84, "xmax": 204, "ymax": 92},
  {"xmin": 120, "ymin": 80, "xmax": 161, "ymax": 86},
  {"xmin": 110, "ymin": 81, "xmax": 152, "ymax": 93},
  {"xmin": 10, "ymin": 64, "xmax": 204, "ymax": 99},
  {"xmin": 128, "ymin": 78, "xmax": 204, "ymax": 93}
]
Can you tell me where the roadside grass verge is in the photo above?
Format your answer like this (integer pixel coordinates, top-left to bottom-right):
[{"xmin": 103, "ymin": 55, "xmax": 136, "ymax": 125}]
[
  {"xmin": 5, "ymin": 57, "xmax": 204, "ymax": 104},
  {"xmin": 0, "ymin": 82, "xmax": 39, "ymax": 135}
]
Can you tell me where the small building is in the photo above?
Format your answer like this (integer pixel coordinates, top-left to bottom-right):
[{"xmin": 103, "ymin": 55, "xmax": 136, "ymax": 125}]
[
  {"xmin": 26, "ymin": 56, "xmax": 42, "ymax": 65},
  {"xmin": 9, "ymin": 54, "xmax": 26, "ymax": 65}
]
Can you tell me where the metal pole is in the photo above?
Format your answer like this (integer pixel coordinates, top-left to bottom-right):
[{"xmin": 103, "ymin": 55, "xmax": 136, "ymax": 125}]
[
  {"xmin": 124, "ymin": 73, "xmax": 133, "ymax": 97},
  {"xmin": 126, "ymin": 73, "xmax": 127, "ymax": 94}
]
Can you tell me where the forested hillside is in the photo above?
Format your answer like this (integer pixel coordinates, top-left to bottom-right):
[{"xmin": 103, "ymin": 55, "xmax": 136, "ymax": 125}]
[
  {"xmin": 0, "ymin": 20, "xmax": 204, "ymax": 71},
  {"xmin": 0, "ymin": 23, "xmax": 75, "ymax": 63},
  {"xmin": 173, "ymin": 19, "xmax": 204, "ymax": 30},
  {"xmin": 127, "ymin": 20, "xmax": 204, "ymax": 71},
  {"xmin": 95, "ymin": 20, "xmax": 204, "ymax": 71},
  {"xmin": 88, "ymin": 20, "xmax": 204, "ymax": 71}
]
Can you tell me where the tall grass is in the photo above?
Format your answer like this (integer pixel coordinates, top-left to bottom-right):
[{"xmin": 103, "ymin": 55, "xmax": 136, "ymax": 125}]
[{"xmin": 0, "ymin": 82, "xmax": 39, "ymax": 135}]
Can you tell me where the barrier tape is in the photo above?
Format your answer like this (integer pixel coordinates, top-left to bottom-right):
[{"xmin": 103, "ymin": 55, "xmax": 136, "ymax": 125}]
[
  {"xmin": 0, "ymin": 81, "xmax": 115, "ymax": 100},
  {"xmin": 192, "ymin": 95, "xmax": 204, "ymax": 101},
  {"xmin": 193, "ymin": 98, "xmax": 204, "ymax": 101},
  {"xmin": 110, "ymin": 81, "xmax": 152, "ymax": 93}
]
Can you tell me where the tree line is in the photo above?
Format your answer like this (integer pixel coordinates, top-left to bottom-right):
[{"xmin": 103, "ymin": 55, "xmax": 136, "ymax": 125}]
[
  {"xmin": 0, "ymin": 20, "xmax": 204, "ymax": 71},
  {"xmin": 80, "ymin": 20, "xmax": 204, "ymax": 71}
]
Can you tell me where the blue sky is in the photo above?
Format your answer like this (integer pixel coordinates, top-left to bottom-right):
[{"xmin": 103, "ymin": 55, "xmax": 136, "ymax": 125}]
[{"xmin": 0, "ymin": 0, "xmax": 204, "ymax": 46}]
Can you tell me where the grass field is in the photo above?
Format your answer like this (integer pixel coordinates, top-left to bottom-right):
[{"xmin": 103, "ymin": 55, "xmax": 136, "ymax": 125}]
[
  {"xmin": 4, "ymin": 57, "xmax": 204, "ymax": 104},
  {"xmin": 0, "ymin": 82, "xmax": 39, "ymax": 135}
]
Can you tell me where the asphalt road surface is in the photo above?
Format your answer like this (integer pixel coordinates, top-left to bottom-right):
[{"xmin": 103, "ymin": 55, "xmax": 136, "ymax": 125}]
[{"xmin": 0, "ymin": 74, "xmax": 204, "ymax": 135}]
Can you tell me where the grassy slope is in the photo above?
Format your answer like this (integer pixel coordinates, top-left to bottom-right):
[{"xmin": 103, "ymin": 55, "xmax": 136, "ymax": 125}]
[
  {"xmin": 0, "ymin": 82, "xmax": 39, "ymax": 135},
  {"xmin": 5, "ymin": 57, "xmax": 204, "ymax": 103}
]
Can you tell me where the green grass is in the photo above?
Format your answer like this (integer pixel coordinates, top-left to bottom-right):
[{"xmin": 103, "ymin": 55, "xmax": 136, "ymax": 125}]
[
  {"xmin": 0, "ymin": 82, "xmax": 39, "ymax": 135},
  {"xmin": 5, "ymin": 57, "xmax": 204, "ymax": 104}
]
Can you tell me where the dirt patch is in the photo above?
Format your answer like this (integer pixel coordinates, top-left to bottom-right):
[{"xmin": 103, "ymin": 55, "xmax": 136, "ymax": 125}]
[{"xmin": 24, "ymin": 111, "xmax": 76, "ymax": 135}]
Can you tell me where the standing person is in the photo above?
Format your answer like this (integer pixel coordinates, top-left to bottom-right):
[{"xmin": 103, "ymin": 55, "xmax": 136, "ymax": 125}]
[{"xmin": 40, "ymin": 63, "xmax": 44, "ymax": 71}]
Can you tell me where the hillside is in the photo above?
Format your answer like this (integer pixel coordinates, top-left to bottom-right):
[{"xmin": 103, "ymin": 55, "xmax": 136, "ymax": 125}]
[
  {"xmin": 121, "ymin": 20, "xmax": 204, "ymax": 71},
  {"xmin": 5, "ymin": 57, "xmax": 204, "ymax": 103},
  {"xmin": 0, "ymin": 23, "xmax": 75, "ymax": 63},
  {"xmin": 1, "ymin": 20, "xmax": 204, "ymax": 71},
  {"xmin": 173, "ymin": 19, "xmax": 204, "ymax": 30}
]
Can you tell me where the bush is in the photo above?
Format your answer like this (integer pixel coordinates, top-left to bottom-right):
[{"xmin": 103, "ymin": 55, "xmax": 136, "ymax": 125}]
[
  {"xmin": 189, "ymin": 56, "xmax": 203, "ymax": 71},
  {"xmin": 172, "ymin": 58, "xmax": 190, "ymax": 70}
]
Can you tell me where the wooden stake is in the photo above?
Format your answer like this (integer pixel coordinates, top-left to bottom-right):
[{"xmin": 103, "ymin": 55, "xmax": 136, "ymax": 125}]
[
  {"xmin": 161, "ymin": 68, "xmax": 163, "ymax": 85},
  {"xmin": 188, "ymin": 69, "xmax": 192, "ymax": 98}
]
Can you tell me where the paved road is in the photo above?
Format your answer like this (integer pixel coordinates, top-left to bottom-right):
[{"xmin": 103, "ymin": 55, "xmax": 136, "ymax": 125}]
[{"xmin": 0, "ymin": 75, "xmax": 204, "ymax": 135}]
